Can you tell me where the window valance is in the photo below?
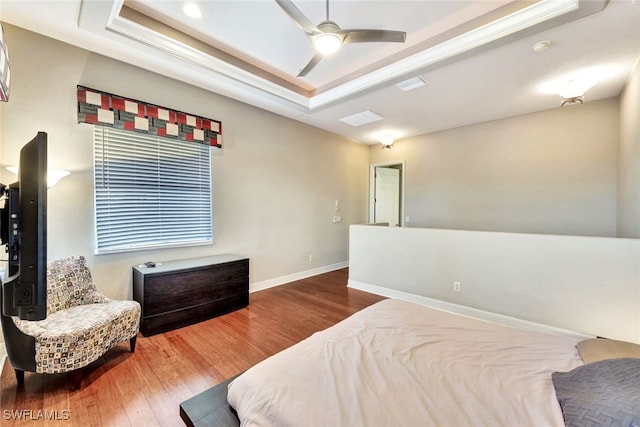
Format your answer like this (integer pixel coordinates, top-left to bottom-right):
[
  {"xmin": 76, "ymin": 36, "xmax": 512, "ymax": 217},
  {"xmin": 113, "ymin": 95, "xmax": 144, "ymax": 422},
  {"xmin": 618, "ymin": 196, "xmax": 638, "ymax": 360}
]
[{"xmin": 77, "ymin": 85, "xmax": 222, "ymax": 147}]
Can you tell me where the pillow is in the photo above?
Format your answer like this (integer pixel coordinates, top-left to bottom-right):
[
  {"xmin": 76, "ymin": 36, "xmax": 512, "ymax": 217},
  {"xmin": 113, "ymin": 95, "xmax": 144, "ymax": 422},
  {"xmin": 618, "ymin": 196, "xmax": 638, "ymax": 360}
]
[
  {"xmin": 577, "ymin": 338, "xmax": 640, "ymax": 364},
  {"xmin": 552, "ymin": 358, "xmax": 640, "ymax": 427}
]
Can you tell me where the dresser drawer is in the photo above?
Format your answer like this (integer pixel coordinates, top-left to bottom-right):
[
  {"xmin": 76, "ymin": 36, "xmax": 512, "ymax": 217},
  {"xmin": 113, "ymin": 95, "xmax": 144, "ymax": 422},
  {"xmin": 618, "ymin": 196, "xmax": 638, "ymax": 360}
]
[
  {"xmin": 133, "ymin": 255, "xmax": 249, "ymax": 336},
  {"xmin": 143, "ymin": 277, "xmax": 248, "ymax": 317},
  {"xmin": 140, "ymin": 292, "xmax": 249, "ymax": 336},
  {"xmin": 143, "ymin": 261, "xmax": 248, "ymax": 298}
]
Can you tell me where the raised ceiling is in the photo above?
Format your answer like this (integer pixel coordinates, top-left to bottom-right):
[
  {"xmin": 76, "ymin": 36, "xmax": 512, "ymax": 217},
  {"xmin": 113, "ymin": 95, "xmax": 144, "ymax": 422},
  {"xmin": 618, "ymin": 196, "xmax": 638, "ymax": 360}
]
[{"xmin": 1, "ymin": 0, "xmax": 639, "ymax": 144}]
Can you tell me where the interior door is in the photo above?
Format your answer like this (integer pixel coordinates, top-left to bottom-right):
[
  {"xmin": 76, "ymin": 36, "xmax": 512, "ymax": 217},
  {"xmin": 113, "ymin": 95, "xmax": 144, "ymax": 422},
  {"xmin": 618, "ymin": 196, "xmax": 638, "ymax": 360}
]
[{"xmin": 374, "ymin": 167, "xmax": 400, "ymax": 226}]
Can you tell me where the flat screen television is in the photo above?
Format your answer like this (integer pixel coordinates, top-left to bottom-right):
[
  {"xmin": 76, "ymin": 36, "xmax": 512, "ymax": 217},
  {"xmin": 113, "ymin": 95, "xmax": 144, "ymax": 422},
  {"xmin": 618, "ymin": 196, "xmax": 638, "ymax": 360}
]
[{"xmin": 0, "ymin": 131, "xmax": 47, "ymax": 320}]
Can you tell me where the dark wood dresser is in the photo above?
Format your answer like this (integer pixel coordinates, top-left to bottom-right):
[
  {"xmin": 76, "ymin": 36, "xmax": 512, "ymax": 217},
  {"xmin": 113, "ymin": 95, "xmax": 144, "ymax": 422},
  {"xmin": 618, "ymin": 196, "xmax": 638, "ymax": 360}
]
[{"xmin": 133, "ymin": 254, "xmax": 249, "ymax": 336}]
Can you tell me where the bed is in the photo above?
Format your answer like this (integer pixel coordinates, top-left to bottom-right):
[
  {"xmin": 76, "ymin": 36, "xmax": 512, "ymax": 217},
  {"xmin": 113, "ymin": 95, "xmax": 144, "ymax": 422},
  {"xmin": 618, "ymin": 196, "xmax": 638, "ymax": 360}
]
[{"xmin": 182, "ymin": 299, "xmax": 640, "ymax": 426}]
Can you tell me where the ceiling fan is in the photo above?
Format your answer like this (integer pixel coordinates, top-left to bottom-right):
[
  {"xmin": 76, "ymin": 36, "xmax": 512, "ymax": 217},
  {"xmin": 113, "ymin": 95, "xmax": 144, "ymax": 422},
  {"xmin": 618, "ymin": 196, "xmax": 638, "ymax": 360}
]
[{"xmin": 275, "ymin": 0, "xmax": 407, "ymax": 77}]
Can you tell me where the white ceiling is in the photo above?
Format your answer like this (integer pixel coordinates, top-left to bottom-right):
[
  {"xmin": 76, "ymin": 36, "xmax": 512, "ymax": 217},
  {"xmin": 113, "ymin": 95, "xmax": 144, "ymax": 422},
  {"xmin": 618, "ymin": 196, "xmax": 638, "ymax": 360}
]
[{"xmin": 1, "ymin": 0, "xmax": 639, "ymax": 144}]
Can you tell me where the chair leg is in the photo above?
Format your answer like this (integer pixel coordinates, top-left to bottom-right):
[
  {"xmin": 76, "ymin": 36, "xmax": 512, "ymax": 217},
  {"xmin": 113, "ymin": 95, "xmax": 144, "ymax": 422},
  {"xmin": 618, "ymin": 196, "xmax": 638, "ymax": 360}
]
[
  {"xmin": 14, "ymin": 369, "xmax": 25, "ymax": 385},
  {"xmin": 69, "ymin": 369, "xmax": 83, "ymax": 390},
  {"xmin": 130, "ymin": 335, "xmax": 137, "ymax": 353}
]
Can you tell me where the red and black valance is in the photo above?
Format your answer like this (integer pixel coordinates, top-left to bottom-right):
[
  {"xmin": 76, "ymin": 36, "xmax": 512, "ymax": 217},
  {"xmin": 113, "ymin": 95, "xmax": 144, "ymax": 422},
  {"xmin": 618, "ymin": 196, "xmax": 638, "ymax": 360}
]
[{"xmin": 77, "ymin": 85, "xmax": 222, "ymax": 147}]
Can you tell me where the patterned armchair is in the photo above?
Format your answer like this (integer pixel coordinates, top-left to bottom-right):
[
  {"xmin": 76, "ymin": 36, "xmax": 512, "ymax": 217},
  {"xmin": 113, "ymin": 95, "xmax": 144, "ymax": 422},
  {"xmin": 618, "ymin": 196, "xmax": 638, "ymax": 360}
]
[{"xmin": 0, "ymin": 255, "xmax": 140, "ymax": 389}]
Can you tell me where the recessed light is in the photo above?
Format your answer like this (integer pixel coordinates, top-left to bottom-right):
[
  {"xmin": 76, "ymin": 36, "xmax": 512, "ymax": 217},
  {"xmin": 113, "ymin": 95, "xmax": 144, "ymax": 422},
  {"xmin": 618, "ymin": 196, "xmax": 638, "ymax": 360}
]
[
  {"xmin": 532, "ymin": 40, "xmax": 551, "ymax": 53},
  {"xmin": 183, "ymin": 2, "xmax": 202, "ymax": 19},
  {"xmin": 339, "ymin": 110, "xmax": 384, "ymax": 127}
]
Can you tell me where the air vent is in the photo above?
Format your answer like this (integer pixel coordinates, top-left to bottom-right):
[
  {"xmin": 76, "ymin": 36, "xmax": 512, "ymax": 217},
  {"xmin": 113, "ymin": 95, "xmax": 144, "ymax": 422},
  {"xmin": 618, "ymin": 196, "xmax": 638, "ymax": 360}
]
[
  {"xmin": 338, "ymin": 110, "xmax": 384, "ymax": 127},
  {"xmin": 395, "ymin": 75, "xmax": 429, "ymax": 92}
]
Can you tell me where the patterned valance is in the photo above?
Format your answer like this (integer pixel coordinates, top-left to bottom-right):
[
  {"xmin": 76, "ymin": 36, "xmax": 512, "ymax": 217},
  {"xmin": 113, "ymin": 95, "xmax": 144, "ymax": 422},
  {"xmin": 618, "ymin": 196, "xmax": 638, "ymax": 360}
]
[{"xmin": 77, "ymin": 86, "xmax": 222, "ymax": 147}]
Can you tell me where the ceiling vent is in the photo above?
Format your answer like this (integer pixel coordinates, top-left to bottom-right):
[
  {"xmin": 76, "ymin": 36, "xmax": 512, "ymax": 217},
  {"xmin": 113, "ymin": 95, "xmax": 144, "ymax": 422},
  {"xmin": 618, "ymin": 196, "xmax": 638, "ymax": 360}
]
[
  {"xmin": 338, "ymin": 110, "xmax": 384, "ymax": 127},
  {"xmin": 395, "ymin": 75, "xmax": 429, "ymax": 92}
]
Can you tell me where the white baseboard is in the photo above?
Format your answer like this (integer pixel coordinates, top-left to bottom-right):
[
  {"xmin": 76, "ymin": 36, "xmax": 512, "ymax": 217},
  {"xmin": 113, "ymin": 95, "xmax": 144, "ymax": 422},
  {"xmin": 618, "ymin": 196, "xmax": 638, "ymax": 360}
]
[
  {"xmin": 348, "ymin": 279, "xmax": 593, "ymax": 340},
  {"xmin": 251, "ymin": 261, "xmax": 349, "ymax": 293}
]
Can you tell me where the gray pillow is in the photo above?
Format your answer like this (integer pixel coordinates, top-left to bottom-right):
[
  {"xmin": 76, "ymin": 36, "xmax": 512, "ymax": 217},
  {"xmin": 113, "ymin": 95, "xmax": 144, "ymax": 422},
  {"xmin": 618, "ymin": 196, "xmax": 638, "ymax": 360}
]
[{"xmin": 552, "ymin": 358, "xmax": 640, "ymax": 427}]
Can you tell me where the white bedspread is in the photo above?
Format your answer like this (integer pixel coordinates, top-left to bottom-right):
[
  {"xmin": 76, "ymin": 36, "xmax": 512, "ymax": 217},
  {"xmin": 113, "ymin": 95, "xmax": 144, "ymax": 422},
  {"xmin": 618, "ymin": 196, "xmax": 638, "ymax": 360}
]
[{"xmin": 227, "ymin": 299, "xmax": 583, "ymax": 426}]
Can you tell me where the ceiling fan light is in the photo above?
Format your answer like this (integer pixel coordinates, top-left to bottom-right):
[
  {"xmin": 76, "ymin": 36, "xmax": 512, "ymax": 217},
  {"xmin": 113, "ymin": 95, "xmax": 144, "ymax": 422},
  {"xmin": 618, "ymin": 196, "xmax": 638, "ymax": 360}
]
[{"xmin": 314, "ymin": 33, "xmax": 342, "ymax": 55}]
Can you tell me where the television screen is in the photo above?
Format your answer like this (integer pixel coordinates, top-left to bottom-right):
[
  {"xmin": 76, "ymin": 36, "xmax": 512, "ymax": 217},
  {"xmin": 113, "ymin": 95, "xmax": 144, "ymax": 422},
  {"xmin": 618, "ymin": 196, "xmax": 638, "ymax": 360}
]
[{"xmin": 0, "ymin": 132, "xmax": 48, "ymax": 320}]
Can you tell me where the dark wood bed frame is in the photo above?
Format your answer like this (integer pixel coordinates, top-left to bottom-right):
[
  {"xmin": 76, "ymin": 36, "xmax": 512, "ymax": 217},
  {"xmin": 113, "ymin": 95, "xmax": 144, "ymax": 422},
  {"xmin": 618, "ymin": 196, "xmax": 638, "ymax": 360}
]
[{"xmin": 180, "ymin": 374, "xmax": 242, "ymax": 427}]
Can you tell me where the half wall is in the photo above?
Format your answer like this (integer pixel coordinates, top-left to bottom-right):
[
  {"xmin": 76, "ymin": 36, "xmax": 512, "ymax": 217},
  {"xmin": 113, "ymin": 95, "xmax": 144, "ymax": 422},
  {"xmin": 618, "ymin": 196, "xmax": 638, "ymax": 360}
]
[{"xmin": 349, "ymin": 225, "xmax": 640, "ymax": 343}]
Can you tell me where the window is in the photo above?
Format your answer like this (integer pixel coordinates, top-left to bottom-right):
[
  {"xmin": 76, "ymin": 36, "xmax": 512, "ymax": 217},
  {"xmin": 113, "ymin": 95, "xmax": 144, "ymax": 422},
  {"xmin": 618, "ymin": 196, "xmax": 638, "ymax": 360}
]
[{"xmin": 93, "ymin": 126, "xmax": 212, "ymax": 254}]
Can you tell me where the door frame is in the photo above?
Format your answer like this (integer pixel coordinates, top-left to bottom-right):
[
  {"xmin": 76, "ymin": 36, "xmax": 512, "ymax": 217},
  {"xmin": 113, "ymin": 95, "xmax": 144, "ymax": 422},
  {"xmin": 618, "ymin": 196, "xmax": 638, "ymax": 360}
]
[{"xmin": 369, "ymin": 161, "xmax": 406, "ymax": 226}]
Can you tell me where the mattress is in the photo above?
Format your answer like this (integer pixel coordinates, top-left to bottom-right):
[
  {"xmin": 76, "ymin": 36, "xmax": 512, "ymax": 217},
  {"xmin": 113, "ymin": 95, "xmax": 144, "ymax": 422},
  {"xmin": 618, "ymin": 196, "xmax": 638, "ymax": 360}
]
[{"xmin": 227, "ymin": 299, "xmax": 583, "ymax": 426}]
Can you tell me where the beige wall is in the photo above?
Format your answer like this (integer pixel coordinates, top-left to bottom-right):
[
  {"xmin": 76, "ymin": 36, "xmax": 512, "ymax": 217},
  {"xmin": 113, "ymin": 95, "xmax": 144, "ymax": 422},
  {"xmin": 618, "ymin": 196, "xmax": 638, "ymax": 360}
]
[
  {"xmin": 618, "ymin": 59, "xmax": 640, "ymax": 238},
  {"xmin": 370, "ymin": 99, "xmax": 620, "ymax": 237},
  {"xmin": 0, "ymin": 24, "xmax": 369, "ymax": 306}
]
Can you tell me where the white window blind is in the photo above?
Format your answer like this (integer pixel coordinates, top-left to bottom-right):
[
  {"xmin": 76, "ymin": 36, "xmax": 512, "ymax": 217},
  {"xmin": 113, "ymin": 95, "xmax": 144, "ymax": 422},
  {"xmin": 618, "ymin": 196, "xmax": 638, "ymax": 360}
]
[{"xmin": 94, "ymin": 126, "xmax": 212, "ymax": 254}]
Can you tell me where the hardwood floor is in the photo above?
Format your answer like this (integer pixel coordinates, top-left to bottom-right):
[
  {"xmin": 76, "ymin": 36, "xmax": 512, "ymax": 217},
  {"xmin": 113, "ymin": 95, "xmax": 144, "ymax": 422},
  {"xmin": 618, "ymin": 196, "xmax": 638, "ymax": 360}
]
[{"xmin": 0, "ymin": 268, "xmax": 385, "ymax": 426}]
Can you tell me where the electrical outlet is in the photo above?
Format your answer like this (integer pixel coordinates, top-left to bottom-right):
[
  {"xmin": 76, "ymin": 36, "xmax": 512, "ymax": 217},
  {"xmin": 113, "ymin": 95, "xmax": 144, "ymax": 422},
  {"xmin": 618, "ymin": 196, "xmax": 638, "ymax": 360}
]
[
  {"xmin": 308, "ymin": 254, "xmax": 314, "ymax": 262},
  {"xmin": 332, "ymin": 215, "xmax": 342, "ymax": 223},
  {"xmin": 453, "ymin": 281, "xmax": 461, "ymax": 292}
]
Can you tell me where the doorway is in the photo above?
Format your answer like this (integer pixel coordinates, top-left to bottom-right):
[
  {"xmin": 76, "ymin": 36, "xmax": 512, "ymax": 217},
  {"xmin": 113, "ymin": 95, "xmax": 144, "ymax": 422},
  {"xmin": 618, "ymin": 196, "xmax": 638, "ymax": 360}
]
[{"xmin": 369, "ymin": 162, "xmax": 404, "ymax": 226}]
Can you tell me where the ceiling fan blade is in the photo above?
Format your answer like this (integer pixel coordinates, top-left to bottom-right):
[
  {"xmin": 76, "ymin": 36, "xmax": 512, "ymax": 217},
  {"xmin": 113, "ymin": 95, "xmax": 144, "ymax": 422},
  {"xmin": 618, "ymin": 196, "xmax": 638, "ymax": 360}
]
[
  {"xmin": 297, "ymin": 53, "xmax": 323, "ymax": 77},
  {"xmin": 275, "ymin": 0, "xmax": 319, "ymax": 36},
  {"xmin": 341, "ymin": 29, "xmax": 407, "ymax": 44}
]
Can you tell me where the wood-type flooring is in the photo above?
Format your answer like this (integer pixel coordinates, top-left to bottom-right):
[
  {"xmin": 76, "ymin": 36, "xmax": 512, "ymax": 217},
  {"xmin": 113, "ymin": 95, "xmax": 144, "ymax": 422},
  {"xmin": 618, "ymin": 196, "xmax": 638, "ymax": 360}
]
[{"xmin": 0, "ymin": 268, "xmax": 384, "ymax": 426}]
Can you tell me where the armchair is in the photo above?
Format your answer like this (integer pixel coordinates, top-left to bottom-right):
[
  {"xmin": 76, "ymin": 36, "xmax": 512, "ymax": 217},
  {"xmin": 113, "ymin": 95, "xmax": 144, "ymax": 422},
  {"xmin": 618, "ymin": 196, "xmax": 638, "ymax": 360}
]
[{"xmin": 0, "ymin": 255, "xmax": 140, "ymax": 389}]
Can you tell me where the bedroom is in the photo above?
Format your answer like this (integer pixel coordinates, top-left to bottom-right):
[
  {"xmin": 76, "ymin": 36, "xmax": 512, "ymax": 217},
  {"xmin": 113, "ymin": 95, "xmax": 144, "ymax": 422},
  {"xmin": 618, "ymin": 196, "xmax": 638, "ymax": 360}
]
[{"xmin": 0, "ymin": 0, "xmax": 639, "ymax": 425}]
